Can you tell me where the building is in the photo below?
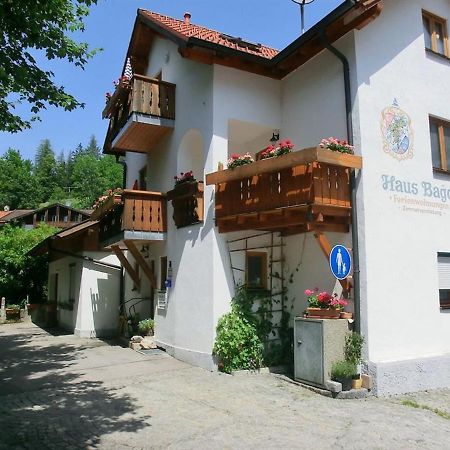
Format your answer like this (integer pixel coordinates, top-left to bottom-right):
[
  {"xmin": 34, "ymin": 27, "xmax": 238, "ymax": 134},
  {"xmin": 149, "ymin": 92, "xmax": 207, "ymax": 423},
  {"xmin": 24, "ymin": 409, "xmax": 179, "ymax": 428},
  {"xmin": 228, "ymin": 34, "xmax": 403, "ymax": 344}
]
[
  {"xmin": 45, "ymin": 0, "xmax": 450, "ymax": 395},
  {"xmin": 0, "ymin": 203, "xmax": 91, "ymax": 229}
]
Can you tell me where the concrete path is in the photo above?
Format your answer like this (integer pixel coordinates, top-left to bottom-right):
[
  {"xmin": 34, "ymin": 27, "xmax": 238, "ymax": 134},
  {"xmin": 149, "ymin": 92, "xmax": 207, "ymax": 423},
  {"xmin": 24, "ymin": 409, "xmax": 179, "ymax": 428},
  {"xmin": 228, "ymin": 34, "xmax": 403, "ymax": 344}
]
[{"xmin": 0, "ymin": 323, "xmax": 449, "ymax": 449}]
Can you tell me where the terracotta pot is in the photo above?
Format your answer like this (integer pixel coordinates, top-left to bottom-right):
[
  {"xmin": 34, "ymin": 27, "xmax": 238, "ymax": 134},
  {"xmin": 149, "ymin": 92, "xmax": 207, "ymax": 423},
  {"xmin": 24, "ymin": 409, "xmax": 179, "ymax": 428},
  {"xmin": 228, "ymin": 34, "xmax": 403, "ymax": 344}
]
[
  {"xmin": 306, "ymin": 307, "xmax": 340, "ymax": 319},
  {"xmin": 340, "ymin": 311, "xmax": 353, "ymax": 319}
]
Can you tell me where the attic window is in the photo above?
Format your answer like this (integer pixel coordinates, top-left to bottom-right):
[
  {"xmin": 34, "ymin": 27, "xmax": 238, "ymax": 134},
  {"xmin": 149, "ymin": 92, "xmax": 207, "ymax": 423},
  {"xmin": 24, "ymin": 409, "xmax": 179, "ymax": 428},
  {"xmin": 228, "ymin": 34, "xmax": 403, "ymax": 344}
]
[{"xmin": 219, "ymin": 33, "xmax": 262, "ymax": 52}]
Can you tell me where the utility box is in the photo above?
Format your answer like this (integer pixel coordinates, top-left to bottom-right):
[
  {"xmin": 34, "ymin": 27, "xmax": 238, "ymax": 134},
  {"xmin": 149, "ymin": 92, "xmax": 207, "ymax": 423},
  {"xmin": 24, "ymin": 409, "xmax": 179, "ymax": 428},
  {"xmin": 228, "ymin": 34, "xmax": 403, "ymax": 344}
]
[{"xmin": 294, "ymin": 318, "xmax": 349, "ymax": 388}]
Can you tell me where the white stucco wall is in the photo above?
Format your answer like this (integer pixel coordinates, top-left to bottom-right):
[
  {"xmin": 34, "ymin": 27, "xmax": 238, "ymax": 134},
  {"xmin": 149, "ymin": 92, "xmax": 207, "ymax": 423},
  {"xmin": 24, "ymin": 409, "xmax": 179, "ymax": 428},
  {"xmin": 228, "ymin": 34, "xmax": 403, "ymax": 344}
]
[
  {"xmin": 281, "ymin": 34, "xmax": 351, "ymax": 148},
  {"xmin": 352, "ymin": 0, "xmax": 450, "ymax": 393},
  {"xmin": 49, "ymin": 252, "xmax": 121, "ymax": 338},
  {"xmin": 120, "ymin": 36, "xmax": 218, "ymax": 368}
]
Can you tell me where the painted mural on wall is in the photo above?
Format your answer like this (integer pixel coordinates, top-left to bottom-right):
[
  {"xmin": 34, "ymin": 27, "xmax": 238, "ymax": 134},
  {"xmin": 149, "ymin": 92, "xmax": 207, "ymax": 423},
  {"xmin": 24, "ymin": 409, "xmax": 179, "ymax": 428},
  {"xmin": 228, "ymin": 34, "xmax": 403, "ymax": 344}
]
[{"xmin": 381, "ymin": 100, "xmax": 414, "ymax": 161}]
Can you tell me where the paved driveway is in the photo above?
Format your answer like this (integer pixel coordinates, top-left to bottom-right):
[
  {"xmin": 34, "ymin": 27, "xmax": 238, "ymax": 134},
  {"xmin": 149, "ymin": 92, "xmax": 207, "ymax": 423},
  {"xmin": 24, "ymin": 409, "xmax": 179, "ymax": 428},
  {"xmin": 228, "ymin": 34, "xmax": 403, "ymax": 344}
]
[{"xmin": 0, "ymin": 323, "xmax": 449, "ymax": 449}]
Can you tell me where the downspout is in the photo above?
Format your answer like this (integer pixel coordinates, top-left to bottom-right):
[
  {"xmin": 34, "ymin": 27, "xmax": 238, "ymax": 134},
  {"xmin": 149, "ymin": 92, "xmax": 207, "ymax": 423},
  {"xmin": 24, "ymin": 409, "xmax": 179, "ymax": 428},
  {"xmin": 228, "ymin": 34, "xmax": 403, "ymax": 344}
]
[
  {"xmin": 115, "ymin": 156, "xmax": 127, "ymax": 189},
  {"xmin": 114, "ymin": 158, "xmax": 127, "ymax": 312},
  {"xmin": 321, "ymin": 32, "xmax": 361, "ymax": 333}
]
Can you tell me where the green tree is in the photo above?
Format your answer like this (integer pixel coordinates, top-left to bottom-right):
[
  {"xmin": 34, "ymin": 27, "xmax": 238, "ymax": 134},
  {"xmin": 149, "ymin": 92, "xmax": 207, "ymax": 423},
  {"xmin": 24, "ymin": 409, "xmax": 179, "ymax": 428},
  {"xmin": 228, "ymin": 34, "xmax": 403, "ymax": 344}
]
[
  {"xmin": 34, "ymin": 139, "xmax": 58, "ymax": 203},
  {"xmin": 0, "ymin": 224, "xmax": 58, "ymax": 304},
  {"xmin": 71, "ymin": 153, "xmax": 100, "ymax": 207},
  {"xmin": 98, "ymin": 154, "xmax": 123, "ymax": 192},
  {"xmin": 0, "ymin": 149, "xmax": 38, "ymax": 209},
  {"xmin": 0, "ymin": 0, "xmax": 99, "ymax": 132},
  {"xmin": 85, "ymin": 135, "xmax": 101, "ymax": 159}
]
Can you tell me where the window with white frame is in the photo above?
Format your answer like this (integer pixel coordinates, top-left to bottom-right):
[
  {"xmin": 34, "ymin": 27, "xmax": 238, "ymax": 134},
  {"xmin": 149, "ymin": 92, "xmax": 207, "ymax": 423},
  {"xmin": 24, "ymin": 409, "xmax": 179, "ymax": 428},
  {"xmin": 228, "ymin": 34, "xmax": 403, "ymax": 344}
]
[{"xmin": 437, "ymin": 253, "xmax": 450, "ymax": 310}]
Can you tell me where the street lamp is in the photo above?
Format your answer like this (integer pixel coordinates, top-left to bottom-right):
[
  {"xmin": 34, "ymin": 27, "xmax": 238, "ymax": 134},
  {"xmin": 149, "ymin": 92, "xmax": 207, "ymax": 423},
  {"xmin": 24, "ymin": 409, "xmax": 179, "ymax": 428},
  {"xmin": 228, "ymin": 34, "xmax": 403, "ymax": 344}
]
[{"xmin": 290, "ymin": 0, "xmax": 316, "ymax": 35}]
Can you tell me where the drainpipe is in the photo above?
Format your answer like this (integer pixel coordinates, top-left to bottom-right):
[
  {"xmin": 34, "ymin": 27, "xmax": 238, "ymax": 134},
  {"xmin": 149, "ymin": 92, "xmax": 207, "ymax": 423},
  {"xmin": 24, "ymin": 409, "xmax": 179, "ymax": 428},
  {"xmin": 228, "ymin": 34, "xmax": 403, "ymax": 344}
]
[
  {"xmin": 115, "ymin": 156, "xmax": 127, "ymax": 189},
  {"xmin": 321, "ymin": 33, "xmax": 361, "ymax": 334}
]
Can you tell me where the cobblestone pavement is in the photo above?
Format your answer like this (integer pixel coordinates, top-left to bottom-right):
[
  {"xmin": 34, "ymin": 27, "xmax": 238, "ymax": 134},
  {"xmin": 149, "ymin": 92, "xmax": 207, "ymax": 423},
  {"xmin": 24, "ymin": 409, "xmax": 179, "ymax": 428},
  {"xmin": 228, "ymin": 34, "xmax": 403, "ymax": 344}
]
[{"xmin": 0, "ymin": 323, "xmax": 449, "ymax": 450}]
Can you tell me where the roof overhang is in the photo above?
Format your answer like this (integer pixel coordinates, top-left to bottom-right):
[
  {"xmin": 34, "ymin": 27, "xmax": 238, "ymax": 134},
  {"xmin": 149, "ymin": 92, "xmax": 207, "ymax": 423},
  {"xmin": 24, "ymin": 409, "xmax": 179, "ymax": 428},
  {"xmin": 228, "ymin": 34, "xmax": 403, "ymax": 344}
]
[
  {"xmin": 123, "ymin": 0, "xmax": 383, "ymax": 80},
  {"xmin": 29, "ymin": 220, "xmax": 99, "ymax": 257}
]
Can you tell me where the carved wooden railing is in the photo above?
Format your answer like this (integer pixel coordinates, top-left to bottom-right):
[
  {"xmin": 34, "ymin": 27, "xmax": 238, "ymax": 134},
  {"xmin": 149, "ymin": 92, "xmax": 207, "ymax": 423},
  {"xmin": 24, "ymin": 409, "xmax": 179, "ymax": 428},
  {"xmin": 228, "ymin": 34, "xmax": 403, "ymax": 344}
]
[
  {"xmin": 206, "ymin": 147, "xmax": 362, "ymax": 233},
  {"xmin": 99, "ymin": 190, "xmax": 167, "ymax": 242},
  {"xmin": 166, "ymin": 181, "xmax": 204, "ymax": 228},
  {"xmin": 103, "ymin": 75, "xmax": 176, "ymax": 146}
]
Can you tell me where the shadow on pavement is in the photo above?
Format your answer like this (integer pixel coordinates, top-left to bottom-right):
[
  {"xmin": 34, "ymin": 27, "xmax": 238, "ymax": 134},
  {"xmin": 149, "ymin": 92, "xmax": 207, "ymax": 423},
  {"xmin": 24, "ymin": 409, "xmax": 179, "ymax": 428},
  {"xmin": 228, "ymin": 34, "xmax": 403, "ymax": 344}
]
[{"xmin": 0, "ymin": 325, "xmax": 150, "ymax": 449}]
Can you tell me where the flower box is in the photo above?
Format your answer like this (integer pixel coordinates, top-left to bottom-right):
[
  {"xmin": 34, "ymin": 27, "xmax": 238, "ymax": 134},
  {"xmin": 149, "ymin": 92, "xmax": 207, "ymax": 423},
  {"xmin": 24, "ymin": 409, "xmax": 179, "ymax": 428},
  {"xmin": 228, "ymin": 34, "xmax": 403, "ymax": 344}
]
[
  {"xmin": 167, "ymin": 181, "xmax": 204, "ymax": 228},
  {"xmin": 306, "ymin": 307, "xmax": 340, "ymax": 319}
]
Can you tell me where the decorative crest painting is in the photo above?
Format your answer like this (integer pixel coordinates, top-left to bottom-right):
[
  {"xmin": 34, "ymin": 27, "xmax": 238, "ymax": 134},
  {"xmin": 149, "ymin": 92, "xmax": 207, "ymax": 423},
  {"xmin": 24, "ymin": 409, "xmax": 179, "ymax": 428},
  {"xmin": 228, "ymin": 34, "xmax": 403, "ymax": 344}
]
[{"xmin": 381, "ymin": 99, "xmax": 414, "ymax": 161}]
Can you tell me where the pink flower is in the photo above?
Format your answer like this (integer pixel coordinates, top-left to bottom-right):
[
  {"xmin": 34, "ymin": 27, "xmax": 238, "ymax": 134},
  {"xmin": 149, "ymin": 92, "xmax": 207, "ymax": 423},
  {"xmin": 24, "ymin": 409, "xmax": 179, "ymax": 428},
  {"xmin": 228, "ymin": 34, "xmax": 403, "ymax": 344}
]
[{"xmin": 304, "ymin": 289, "xmax": 313, "ymax": 296}]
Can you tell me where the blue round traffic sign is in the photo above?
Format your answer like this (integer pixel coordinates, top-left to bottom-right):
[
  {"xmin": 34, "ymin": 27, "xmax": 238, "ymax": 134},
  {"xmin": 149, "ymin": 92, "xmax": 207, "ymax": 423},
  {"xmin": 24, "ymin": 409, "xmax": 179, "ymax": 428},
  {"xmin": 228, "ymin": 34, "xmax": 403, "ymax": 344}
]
[{"xmin": 329, "ymin": 245, "xmax": 352, "ymax": 280}]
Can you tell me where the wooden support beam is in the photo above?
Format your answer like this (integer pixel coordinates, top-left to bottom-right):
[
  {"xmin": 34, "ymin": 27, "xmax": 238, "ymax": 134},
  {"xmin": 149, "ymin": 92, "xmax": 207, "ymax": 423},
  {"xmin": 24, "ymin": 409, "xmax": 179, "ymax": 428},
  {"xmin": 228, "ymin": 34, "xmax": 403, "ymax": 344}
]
[
  {"xmin": 124, "ymin": 240, "xmax": 157, "ymax": 288},
  {"xmin": 111, "ymin": 245, "xmax": 141, "ymax": 290}
]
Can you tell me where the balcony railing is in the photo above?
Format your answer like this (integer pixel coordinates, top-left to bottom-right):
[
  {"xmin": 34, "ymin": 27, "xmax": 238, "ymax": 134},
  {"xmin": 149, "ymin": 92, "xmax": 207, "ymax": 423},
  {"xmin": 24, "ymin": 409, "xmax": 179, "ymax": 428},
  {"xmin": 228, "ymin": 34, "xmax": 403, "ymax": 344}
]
[
  {"xmin": 103, "ymin": 75, "xmax": 176, "ymax": 154},
  {"xmin": 98, "ymin": 190, "xmax": 167, "ymax": 244},
  {"xmin": 206, "ymin": 147, "xmax": 362, "ymax": 234}
]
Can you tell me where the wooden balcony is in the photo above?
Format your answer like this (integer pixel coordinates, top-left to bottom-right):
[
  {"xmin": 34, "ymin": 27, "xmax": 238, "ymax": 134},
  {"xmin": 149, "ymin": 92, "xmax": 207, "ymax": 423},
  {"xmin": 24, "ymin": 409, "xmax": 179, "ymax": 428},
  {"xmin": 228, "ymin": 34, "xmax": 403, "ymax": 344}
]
[
  {"xmin": 206, "ymin": 147, "xmax": 362, "ymax": 235},
  {"xmin": 103, "ymin": 75, "xmax": 175, "ymax": 155},
  {"xmin": 98, "ymin": 190, "xmax": 167, "ymax": 247}
]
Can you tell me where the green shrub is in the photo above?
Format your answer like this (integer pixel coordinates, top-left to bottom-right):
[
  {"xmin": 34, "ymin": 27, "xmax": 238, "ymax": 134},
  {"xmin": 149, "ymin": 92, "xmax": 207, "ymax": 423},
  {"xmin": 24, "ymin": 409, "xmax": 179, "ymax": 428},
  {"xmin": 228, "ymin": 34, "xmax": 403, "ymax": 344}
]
[
  {"xmin": 331, "ymin": 360, "xmax": 357, "ymax": 379},
  {"xmin": 344, "ymin": 332, "xmax": 364, "ymax": 366},
  {"xmin": 213, "ymin": 306, "xmax": 263, "ymax": 374},
  {"xmin": 137, "ymin": 318, "xmax": 154, "ymax": 335},
  {"xmin": 7, "ymin": 304, "xmax": 21, "ymax": 311}
]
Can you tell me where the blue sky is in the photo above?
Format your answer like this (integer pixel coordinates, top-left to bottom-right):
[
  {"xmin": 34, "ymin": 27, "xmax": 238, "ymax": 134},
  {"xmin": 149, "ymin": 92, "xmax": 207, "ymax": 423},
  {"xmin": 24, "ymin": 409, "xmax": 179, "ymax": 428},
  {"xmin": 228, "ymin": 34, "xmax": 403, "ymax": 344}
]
[{"xmin": 0, "ymin": 0, "xmax": 343, "ymax": 160}]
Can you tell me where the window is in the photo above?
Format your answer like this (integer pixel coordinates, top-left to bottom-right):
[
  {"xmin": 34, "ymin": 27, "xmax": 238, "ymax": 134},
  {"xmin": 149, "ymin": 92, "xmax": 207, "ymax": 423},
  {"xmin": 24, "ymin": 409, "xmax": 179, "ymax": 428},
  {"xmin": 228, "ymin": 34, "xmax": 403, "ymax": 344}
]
[
  {"xmin": 437, "ymin": 253, "xmax": 450, "ymax": 310},
  {"xmin": 69, "ymin": 263, "xmax": 76, "ymax": 301},
  {"xmin": 245, "ymin": 252, "xmax": 267, "ymax": 290},
  {"xmin": 429, "ymin": 117, "xmax": 450, "ymax": 172},
  {"xmin": 423, "ymin": 10, "xmax": 449, "ymax": 57}
]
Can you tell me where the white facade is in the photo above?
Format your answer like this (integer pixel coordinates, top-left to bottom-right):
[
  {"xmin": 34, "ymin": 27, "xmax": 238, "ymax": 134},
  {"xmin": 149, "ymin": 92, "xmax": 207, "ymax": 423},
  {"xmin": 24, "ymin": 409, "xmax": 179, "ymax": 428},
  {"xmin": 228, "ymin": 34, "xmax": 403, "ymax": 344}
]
[
  {"xmin": 49, "ymin": 252, "xmax": 121, "ymax": 338},
  {"xmin": 103, "ymin": 0, "xmax": 450, "ymax": 394}
]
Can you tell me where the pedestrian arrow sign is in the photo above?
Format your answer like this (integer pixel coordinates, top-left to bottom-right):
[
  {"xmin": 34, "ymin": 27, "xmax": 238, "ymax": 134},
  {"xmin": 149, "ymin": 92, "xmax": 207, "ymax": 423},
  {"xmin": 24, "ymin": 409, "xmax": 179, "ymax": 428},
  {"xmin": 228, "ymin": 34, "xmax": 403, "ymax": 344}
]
[{"xmin": 329, "ymin": 245, "xmax": 352, "ymax": 280}]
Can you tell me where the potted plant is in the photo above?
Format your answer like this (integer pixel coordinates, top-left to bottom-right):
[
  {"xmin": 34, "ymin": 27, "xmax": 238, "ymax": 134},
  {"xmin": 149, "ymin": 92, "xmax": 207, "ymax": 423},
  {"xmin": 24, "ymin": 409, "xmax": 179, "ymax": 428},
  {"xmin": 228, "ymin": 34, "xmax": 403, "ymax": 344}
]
[
  {"xmin": 344, "ymin": 332, "xmax": 364, "ymax": 389},
  {"xmin": 304, "ymin": 288, "xmax": 348, "ymax": 319},
  {"xmin": 259, "ymin": 139, "xmax": 295, "ymax": 160},
  {"xmin": 5, "ymin": 304, "xmax": 21, "ymax": 320},
  {"xmin": 168, "ymin": 171, "xmax": 204, "ymax": 228},
  {"xmin": 319, "ymin": 137, "xmax": 354, "ymax": 154},
  {"xmin": 331, "ymin": 360, "xmax": 357, "ymax": 391},
  {"xmin": 227, "ymin": 153, "xmax": 254, "ymax": 169},
  {"xmin": 138, "ymin": 318, "xmax": 154, "ymax": 336}
]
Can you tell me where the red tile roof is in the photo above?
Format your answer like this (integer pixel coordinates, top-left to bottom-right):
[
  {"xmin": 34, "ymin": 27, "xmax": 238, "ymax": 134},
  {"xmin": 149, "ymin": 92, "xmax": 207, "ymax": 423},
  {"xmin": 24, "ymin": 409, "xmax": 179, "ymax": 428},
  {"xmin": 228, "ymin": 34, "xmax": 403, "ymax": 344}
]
[{"xmin": 139, "ymin": 10, "xmax": 279, "ymax": 59}]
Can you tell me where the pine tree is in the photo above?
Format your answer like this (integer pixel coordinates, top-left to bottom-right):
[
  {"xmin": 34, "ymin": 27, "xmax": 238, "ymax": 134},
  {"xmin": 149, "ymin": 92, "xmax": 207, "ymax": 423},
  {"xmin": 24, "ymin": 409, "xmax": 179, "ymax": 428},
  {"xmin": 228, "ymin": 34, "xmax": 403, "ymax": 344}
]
[
  {"xmin": 0, "ymin": 149, "xmax": 38, "ymax": 209},
  {"xmin": 85, "ymin": 135, "xmax": 101, "ymax": 160},
  {"xmin": 34, "ymin": 139, "xmax": 58, "ymax": 204}
]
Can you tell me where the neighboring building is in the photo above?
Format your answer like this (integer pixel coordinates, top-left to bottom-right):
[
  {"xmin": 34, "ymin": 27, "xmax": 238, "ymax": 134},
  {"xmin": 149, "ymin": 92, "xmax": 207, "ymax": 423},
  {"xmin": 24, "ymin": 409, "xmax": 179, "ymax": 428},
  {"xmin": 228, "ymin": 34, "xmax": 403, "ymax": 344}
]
[
  {"xmin": 46, "ymin": 0, "xmax": 449, "ymax": 395},
  {"xmin": 31, "ymin": 220, "xmax": 126, "ymax": 338},
  {"xmin": 0, "ymin": 204, "xmax": 91, "ymax": 229}
]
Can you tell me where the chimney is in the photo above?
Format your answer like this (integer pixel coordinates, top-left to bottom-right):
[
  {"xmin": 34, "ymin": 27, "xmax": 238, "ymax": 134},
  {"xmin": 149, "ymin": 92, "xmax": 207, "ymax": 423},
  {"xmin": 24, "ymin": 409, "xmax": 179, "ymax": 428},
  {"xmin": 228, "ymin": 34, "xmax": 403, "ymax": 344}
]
[{"xmin": 184, "ymin": 12, "xmax": 191, "ymax": 25}]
